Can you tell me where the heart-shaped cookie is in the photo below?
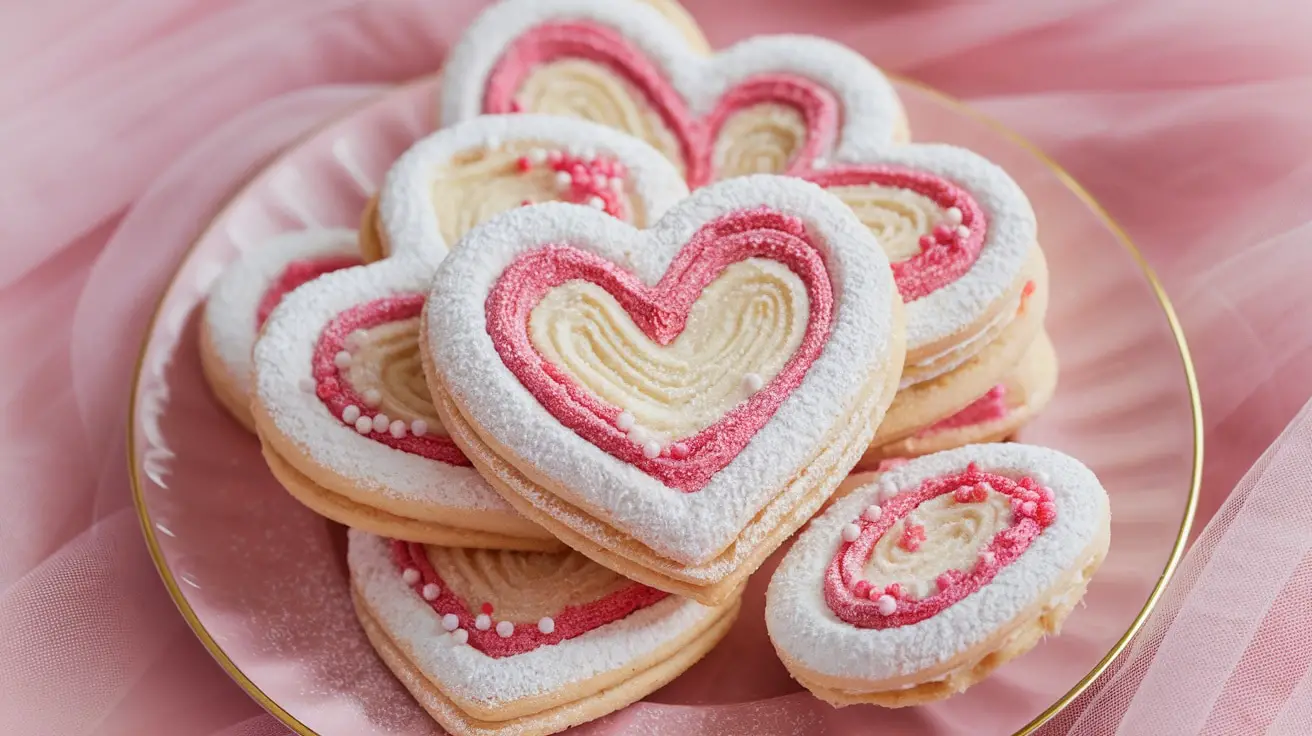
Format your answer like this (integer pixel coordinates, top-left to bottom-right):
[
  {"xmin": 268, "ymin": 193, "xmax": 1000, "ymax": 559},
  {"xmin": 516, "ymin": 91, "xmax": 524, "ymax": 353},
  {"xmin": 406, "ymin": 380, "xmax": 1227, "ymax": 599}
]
[
  {"xmin": 766, "ymin": 443, "xmax": 1109, "ymax": 706},
  {"xmin": 350, "ymin": 529, "xmax": 740, "ymax": 736},
  {"xmin": 252, "ymin": 116, "xmax": 688, "ymax": 549},
  {"xmin": 424, "ymin": 176, "xmax": 905, "ymax": 603},
  {"xmin": 799, "ymin": 144, "xmax": 1048, "ymax": 446},
  {"xmin": 441, "ymin": 0, "xmax": 906, "ymax": 188},
  {"xmin": 200, "ymin": 228, "xmax": 360, "ymax": 430}
]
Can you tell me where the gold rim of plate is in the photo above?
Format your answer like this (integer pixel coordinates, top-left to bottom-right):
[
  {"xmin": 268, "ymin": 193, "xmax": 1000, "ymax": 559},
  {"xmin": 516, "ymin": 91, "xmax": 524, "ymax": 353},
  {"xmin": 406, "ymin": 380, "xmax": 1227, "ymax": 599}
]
[{"xmin": 126, "ymin": 73, "xmax": 1203, "ymax": 736}]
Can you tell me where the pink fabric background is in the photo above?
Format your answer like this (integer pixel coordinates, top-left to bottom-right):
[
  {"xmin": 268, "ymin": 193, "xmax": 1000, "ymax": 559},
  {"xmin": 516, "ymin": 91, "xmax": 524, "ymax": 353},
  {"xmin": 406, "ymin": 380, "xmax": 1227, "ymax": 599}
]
[{"xmin": 3, "ymin": 0, "xmax": 1311, "ymax": 733}]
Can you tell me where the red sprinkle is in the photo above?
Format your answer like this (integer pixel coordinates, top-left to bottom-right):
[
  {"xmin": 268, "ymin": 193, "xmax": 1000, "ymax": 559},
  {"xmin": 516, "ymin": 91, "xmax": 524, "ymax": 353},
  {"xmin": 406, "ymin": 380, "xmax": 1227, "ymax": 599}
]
[
  {"xmin": 481, "ymin": 602, "xmax": 494, "ymax": 615},
  {"xmin": 898, "ymin": 524, "xmax": 926, "ymax": 552}
]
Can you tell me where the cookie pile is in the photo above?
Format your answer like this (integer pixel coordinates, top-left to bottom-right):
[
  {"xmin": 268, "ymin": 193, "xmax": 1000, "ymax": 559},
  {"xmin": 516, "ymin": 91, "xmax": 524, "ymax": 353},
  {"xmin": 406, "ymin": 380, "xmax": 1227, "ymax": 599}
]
[{"xmin": 198, "ymin": 1, "xmax": 1109, "ymax": 733}]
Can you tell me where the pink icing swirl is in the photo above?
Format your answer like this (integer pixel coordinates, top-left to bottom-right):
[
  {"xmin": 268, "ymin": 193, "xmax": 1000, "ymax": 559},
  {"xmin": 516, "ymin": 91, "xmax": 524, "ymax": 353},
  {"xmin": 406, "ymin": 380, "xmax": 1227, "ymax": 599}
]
[
  {"xmin": 824, "ymin": 464, "xmax": 1057, "ymax": 629},
  {"xmin": 802, "ymin": 166, "xmax": 988, "ymax": 301},
  {"xmin": 484, "ymin": 21, "xmax": 838, "ymax": 188},
  {"xmin": 255, "ymin": 255, "xmax": 361, "ymax": 328},
  {"xmin": 484, "ymin": 208, "xmax": 834, "ymax": 493},
  {"xmin": 312, "ymin": 294, "xmax": 470, "ymax": 466},
  {"xmin": 390, "ymin": 539, "xmax": 668, "ymax": 658},
  {"xmin": 915, "ymin": 384, "xmax": 1008, "ymax": 438}
]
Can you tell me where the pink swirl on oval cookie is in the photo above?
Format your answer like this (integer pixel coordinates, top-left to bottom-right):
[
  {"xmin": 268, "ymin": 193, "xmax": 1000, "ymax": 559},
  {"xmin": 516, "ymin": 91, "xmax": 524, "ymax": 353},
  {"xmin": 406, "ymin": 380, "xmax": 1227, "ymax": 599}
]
[
  {"xmin": 825, "ymin": 464, "xmax": 1057, "ymax": 629},
  {"xmin": 484, "ymin": 22, "xmax": 838, "ymax": 188},
  {"xmin": 255, "ymin": 255, "xmax": 361, "ymax": 328},
  {"xmin": 915, "ymin": 384, "xmax": 1008, "ymax": 438},
  {"xmin": 485, "ymin": 208, "xmax": 834, "ymax": 492},
  {"xmin": 803, "ymin": 166, "xmax": 988, "ymax": 302},
  {"xmin": 313, "ymin": 294, "xmax": 470, "ymax": 466},
  {"xmin": 390, "ymin": 539, "xmax": 668, "ymax": 658}
]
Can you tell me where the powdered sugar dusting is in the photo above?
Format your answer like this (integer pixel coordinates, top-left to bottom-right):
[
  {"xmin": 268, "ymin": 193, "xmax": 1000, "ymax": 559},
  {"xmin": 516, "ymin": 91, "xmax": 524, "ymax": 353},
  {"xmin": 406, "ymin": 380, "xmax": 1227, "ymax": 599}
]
[
  {"xmin": 766, "ymin": 443, "xmax": 1108, "ymax": 682},
  {"xmin": 349, "ymin": 529, "xmax": 719, "ymax": 707},
  {"xmin": 426, "ymin": 176, "xmax": 899, "ymax": 566}
]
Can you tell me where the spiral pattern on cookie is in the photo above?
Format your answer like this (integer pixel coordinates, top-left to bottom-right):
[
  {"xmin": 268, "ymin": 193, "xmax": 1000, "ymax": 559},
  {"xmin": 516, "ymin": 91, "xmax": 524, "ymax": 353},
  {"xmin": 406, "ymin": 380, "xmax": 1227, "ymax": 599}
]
[
  {"xmin": 425, "ymin": 547, "xmax": 629, "ymax": 621},
  {"xmin": 829, "ymin": 184, "xmax": 946, "ymax": 262},
  {"xmin": 515, "ymin": 60, "xmax": 686, "ymax": 176},
  {"xmin": 528, "ymin": 258, "xmax": 809, "ymax": 440},
  {"xmin": 346, "ymin": 317, "xmax": 445, "ymax": 433},
  {"xmin": 711, "ymin": 103, "xmax": 808, "ymax": 179},
  {"xmin": 863, "ymin": 491, "xmax": 1014, "ymax": 596}
]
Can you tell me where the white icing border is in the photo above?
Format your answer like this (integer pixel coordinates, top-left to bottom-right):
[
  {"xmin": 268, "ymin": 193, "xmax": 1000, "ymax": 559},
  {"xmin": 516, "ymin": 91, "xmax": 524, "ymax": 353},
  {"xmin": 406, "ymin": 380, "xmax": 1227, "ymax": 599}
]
[
  {"xmin": 765, "ymin": 443, "xmax": 1108, "ymax": 682},
  {"xmin": 204, "ymin": 228, "xmax": 357, "ymax": 401},
  {"xmin": 256, "ymin": 117, "xmax": 688, "ymax": 514},
  {"xmin": 379, "ymin": 114, "xmax": 690, "ymax": 259},
  {"xmin": 827, "ymin": 143, "xmax": 1037, "ymax": 350},
  {"xmin": 441, "ymin": 0, "xmax": 903, "ymax": 159},
  {"xmin": 426, "ymin": 176, "xmax": 898, "ymax": 566},
  {"xmin": 348, "ymin": 529, "xmax": 718, "ymax": 707}
]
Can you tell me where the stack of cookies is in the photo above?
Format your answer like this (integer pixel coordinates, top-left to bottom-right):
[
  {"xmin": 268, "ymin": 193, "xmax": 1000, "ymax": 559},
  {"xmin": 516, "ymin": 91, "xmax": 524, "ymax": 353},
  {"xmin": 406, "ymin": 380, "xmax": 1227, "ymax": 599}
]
[{"xmin": 197, "ymin": 1, "xmax": 1107, "ymax": 733}]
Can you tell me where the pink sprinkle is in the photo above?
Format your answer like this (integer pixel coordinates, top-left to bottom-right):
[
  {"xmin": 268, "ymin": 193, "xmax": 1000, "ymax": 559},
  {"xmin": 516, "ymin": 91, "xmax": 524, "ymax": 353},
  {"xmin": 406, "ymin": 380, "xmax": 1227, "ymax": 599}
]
[
  {"xmin": 933, "ymin": 223, "xmax": 954, "ymax": 242},
  {"xmin": 898, "ymin": 524, "xmax": 926, "ymax": 552},
  {"xmin": 516, "ymin": 156, "xmax": 531, "ymax": 172},
  {"xmin": 547, "ymin": 150, "xmax": 563, "ymax": 164},
  {"xmin": 481, "ymin": 602, "xmax": 494, "ymax": 615},
  {"xmin": 1021, "ymin": 500, "xmax": 1038, "ymax": 516},
  {"xmin": 520, "ymin": 199, "xmax": 533, "ymax": 206},
  {"xmin": 854, "ymin": 580, "xmax": 871, "ymax": 598},
  {"xmin": 1038, "ymin": 486, "xmax": 1055, "ymax": 502},
  {"xmin": 918, "ymin": 234, "xmax": 936, "ymax": 251},
  {"xmin": 936, "ymin": 573, "xmax": 954, "ymax": 591},
  {"xmin": 954, "ymin": 484, "xmax": 987, "ymax": 504},
  {"xmin": 1036, "ymin": 502, "xmax": 1058, "ymax": 525},
  {"xmin": 884, "ymin": 583, "xmax": 903, "ymax": 599},
  {"xmin": 508, "ymin": 99, "xmax": 522, "ymax": 113},
  {"xmin": 669, "ymin": 443, "xmax": 689, "ymax": 459}
]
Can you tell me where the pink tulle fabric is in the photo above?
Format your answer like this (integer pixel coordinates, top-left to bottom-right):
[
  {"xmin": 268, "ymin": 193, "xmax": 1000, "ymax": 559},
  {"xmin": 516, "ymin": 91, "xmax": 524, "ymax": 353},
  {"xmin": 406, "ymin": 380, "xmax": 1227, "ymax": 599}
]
[{"xmin": 2, "ymin": 0, "xmax": 1311, "ymax": 733}]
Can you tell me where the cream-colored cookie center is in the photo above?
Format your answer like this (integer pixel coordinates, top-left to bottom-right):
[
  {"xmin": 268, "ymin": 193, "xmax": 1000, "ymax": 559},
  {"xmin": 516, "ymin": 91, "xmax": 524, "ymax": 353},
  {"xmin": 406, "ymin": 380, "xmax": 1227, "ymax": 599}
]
[
  {"xmin": 425, "ymin": 547, "xmax": 629, "ymax": 621},
  {"xmin": 345, "ymin": 317, "xmax": 446, "ymax": 435},
  {"xmin": 711, "ymin": 103, "xmax": 808, "ymax": 179},
  {"xmin": 829, "ymin": 185, "xmax": 946, "ymax": 262},
  {"xmin": 429, "ymin": 140, "xmax": 641, "ymax": 244},
  {"xmin": 516, "ymin": 60, "xmax": 686, "ymax": 177},
  {"xmin": 863, "ymin": 491, "xmax": 1013, "ymax": 596},
  {"xmin": 528, "ymin": 258, "xmax": 809, "ymax": 441}
]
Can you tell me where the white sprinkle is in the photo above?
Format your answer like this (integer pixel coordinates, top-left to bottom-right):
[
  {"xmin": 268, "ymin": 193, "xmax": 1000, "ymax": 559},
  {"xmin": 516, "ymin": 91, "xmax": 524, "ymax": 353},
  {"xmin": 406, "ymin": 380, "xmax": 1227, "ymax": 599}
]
[
  {"xmin": 616, "ymin": 411, "xmax": 635, "ymax": 431},
  {"xmin": 372, "ymin": 413, "xmax": 390, "ymax": 433},
  {"xmin": 956, "ymin": 225, "xmax": 970, "ymax": 238},
  {"xmin": 945, "ymin": 207, "xmax": 963, "ymax": 224},
  {"xmin": 555, "ymin": 171, "xmax": 572, "ymax": 189},
  {"xmin": 877, "ymin": 595, "xmax": 898, "ymax": 616},
  {"xmin": 421, "ymin": 583, "xmax": 440, "ymax": 600},
  {"xmin": 981, "ymin": 551, "xmax": 997, "ymax": 565},
  {"xmin": 879, "ymin": 479, "xmax": 898, "ymax": 502},
  {"xmin": 401, "ymin": 568, "xmax": 419, "ymax": 584},
  {"xmin": 451, "ymin": 629, "xmax": 469, "ymax": 645},
  {"xmin": 742, "ymin": 373, "xmax": 764, "ymax": 393},
  {"xmin": 354, "ymin": 416, "xmax": 373, "ymax": 434},
  {"xmin": 643, "ymin": 440, "xmax": 662, "ymax": 459},
  {"xmin": 863, "ymin": 504, "xmax": 883, "ymax": 522},
  {"xmin": 441, "ymin": 613, "xmax": 459, "ymax": 631},
  {"xmin": 915, "ymin": 581, "xmax": 935, "ymax": 599},
  {"xmin": 298, "ymin": 377, "xmax": 316, "ymax": 392},
  {"xmin": 587, "ymin": 195, "xmax": 605, "ymax": 209},
  {"xmin": 841, "ymin": 523, "xmax": 860, "ymax": 543},
  {"xmin": 362, "ymin": 388, "xmax": 382, "ymax": 407},
  {"xmin": 411, "ymin": 420, "xmax": 428, "ymax": 437},
  {"xmin": 333, "ymin": 350, "xmax": 351, "ymax": 368},
  {"xmin": 628, "ymin": 426, "xmax": 647, "ymax": 444},
  {"xmin": 474, "ymin": 614, "xmax": 491, "ymax": 631},
  {"xmin": 496, "ymin": 621, "xmax": 514, "ymax": 638},
  {"xmin": 346, "ymin": 329, "xmax": 368, "ymax": 349},
  {"xmin": 527, "ymin": 147, "xmax": 547, "ymax": 164},
  {"xmin": 538, "ymin": 617, "xmax": 555, "ymax": 634},
  {"xmin": 341, "ymin": 405, "xmax": 361, "ymax": 424},
  {"xmin": 389, "ymin": 420, "xmax": 407, "ymax": 438},
  {"xmin": 1034, "ymin": 471, "xmax": 1051, "ymax": 485}
]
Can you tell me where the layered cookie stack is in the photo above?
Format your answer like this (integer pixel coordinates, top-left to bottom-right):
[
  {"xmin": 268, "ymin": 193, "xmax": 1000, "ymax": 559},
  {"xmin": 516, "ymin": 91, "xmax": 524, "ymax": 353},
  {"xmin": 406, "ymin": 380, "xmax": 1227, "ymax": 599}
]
[{"xmin": 192, "ymin": 1, "xmax": 1104, "ymax": 733}]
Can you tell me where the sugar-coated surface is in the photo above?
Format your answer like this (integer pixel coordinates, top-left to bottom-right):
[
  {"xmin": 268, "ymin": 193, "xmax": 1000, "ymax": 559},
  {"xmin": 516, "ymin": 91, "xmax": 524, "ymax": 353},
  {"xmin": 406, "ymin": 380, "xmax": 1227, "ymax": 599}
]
[
  {"xmin": 205, "ymin": 228, "xmax": 357, "ymax": 398},
  {"xmin": 426, "ymin": 176, "xmax": 899, "ymax": 566},
  {"xmin": 826, "ymin": 144, "xmax": 1037, "ymax": 350},
  {"xmin": 348, "ymin": 529, "xmax": 717, "ymax": 706},
  {"xmin": 766, "ymin": 443, "xmax": 1108, "ymax": 681},
  {"xmin": 379, "ymin": 114, "xmax": 689, "ymax": 259},
  {"xmin": 441, "ymin": 0, "xmax": 903, "ymax": 152}
]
